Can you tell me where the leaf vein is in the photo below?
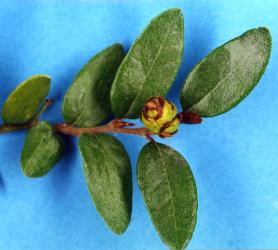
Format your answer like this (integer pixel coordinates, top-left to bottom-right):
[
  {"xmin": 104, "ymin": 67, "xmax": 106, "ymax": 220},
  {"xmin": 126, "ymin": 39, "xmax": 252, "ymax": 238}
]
[
  {"xmin": 126, "ymin": 23, "xmax": 172, "ymax": 115},
  {"xmin": 188, "ymin": 53, "xmax": 250, "ymax": 111},
  {"xmin": 155, "ymin": 144, "xmax": 178, "ymax": 232}
]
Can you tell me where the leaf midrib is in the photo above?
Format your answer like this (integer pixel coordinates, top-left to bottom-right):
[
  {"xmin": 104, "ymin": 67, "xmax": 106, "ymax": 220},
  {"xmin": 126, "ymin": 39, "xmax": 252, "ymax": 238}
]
[
  {"xmin": 25, "ymin": 128, "xmax": 51, "ymax": 172},
  {"xmin": 155, "ymin": 144, "xmax": 178, "ymax": 233},
  {"xmin": 188, "ymin": 52, "xmax": 251, "ymax": 111},
  {"xmin": 71, "ymin": 79, "xmax": 91, "ymax": 126},
  {"xmin": 95, "ymin": 136, "xmax": 113, "ymax": 202},
  {"xmin": 126, "ymin": 22, "xmax": 172, "ymax": 115},
  {"xmin": 93, "ymin": 136, "xmax": 125, "ymax": 230}
]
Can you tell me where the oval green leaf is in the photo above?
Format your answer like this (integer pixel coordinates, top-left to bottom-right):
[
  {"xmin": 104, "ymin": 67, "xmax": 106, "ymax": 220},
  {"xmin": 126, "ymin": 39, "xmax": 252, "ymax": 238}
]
[
  {"xmin": 110, "ymin": 8, "xmax": 184, "ymax": 118},
  {"xmin": 2, "ymin": 75, "xmax": 51, "ymax": 125},
  {"xmin": 79, "ymin": 134, "xmax": 132, "ymax": 234},
  {"xmin": 137, "ymin": 142, "xmax": 197, "ymax": 250},
  {"xmin": 21, "ymin": 121, "xmax": 65, "ymax": 178},
  {"xmin": 180, "ymin": 27, "xmax": 272, "ymax": 117},
  {"xmin": 62, "ymin": 44, "xmax": 124, "ymax": 127}
]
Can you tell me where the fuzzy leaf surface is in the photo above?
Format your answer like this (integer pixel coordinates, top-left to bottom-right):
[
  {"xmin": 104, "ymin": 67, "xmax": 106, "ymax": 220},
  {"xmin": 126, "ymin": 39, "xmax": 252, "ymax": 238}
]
[
  {"xmin": 111, "ymin": 8, "xmax": 184, "ymax": 118},
  {"xmin": 180, "ymin": 27, "xmax": 272, "ymax": 117},
  {"xmin": 62, "ymin": 44, "xmax": 124, "ymax": 127},
  {"xmin": 137, "ymin": 142, "xmax": 197, "ymax": 250},
  {"xmin": 79, "ymin": 134, "xmax": 132, "ymax": 234},
  {"xmin": 21, "ymin": 121, "xmax": 65, "ymax": 178},
  {"xmin": 2, "ymin": 75, "xmax": 51, "ymax": 124}
]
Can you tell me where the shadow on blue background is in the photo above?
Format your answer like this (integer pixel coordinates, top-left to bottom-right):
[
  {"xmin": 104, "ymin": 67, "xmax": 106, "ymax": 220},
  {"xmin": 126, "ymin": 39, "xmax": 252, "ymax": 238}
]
[{"xmin": 0, "ymin": 1, "xmax": 278, "ymax": 249}]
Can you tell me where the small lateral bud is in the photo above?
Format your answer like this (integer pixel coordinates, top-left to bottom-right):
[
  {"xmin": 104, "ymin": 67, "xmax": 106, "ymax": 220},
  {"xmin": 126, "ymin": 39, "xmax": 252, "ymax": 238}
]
[{"xmin": 177, "ymin": 112, "xmax": 203, "ymax": 124}]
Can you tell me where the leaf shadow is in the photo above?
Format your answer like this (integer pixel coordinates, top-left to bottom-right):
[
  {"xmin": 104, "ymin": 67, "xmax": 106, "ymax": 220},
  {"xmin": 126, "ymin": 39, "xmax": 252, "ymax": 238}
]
[{"xmin": 0, "ymin": 172, "xmax": 5, "ymax": 192}]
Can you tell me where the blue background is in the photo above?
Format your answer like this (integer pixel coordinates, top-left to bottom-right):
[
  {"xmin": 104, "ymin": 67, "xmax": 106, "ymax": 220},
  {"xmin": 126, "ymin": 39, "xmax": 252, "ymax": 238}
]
[{"xmin": 0, "ymin": 0, "xmax": 277, "ymax": 249}]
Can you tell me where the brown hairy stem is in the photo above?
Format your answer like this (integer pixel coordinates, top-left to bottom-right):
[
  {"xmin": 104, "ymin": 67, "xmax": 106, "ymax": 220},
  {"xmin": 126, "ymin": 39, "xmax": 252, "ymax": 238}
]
[
  {"xmin": 0, "ymin": 117, "xmax": 154, "ymax": 140},
  {"xmin": 53, "ymin": 120, "xmax": 154, "ymax": 139},
  {"xmin": 0, "ymin": 98, "xmax": 53, "ymax": 134},
  {"xmin": 0, "ymin": 120, "xmax": 38, "ymax": 134},
  {"xmin": 0, "ymin": 99, "xmax": 202, "ymax": 140}
]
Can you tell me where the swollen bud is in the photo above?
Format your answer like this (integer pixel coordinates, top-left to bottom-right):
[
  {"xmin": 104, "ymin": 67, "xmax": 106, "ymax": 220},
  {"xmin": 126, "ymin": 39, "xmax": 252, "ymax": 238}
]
[{"xmin": 141, "ymin": 97, "xmax": 179, "ymax": 138}]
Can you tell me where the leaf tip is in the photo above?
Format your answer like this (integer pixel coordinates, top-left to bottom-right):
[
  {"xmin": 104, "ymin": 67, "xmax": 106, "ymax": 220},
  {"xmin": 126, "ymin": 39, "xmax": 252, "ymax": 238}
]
[
  {"xmin": 111, "ymin": 42, "xmax": 124, "ymax": 50},
  {"xmin": 110, "ymin": 222, "xmax": 130, "ymax": 235},
  {"xmin": 259, "ymin": 26, "xmax": 272, "ymax": 49},
  {"xmin": 160, "ymin": 8, "xmax": 184, "ymax": 21},
  {"xmin": 257, "ymin": 26, "xmax": 271, "ymax": 35},
  {"xmin": 165, "ymin": 7, "xmax": 182, "ymax": 14},
  {"xmin": 35, "ymin": 74, "xmax": 52, "ymax": 80},
  {"xmin": 32, "ymin": 74, "xmax": 52, "ymax": 85}
]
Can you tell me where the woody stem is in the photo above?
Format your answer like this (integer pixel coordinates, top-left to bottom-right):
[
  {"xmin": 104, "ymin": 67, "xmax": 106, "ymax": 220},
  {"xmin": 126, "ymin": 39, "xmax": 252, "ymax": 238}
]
[
  {"xmin": 0, "ymin": 99, "xmax": 52, "ymax": 134},
  {"xmin": 0, "ymin": 118, "xmax": 154, "ymax": 139},
  {"xmin": 53, "ymin": 120, "xmax": 153, "ymax": 139},
  {"xmin": 0, "ymin": 120, "xmax": 38, "ymax": 134}
]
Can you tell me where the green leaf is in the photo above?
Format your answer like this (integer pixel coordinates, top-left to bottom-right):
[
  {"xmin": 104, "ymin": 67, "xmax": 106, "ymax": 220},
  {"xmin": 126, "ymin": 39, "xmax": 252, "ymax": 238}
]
[
  {"xmin": 21, "ymin": 121, "xmax": 65, "ymax": 178},
  {"xmin": 62, "ymin": 44, "xmax": 124, "ymax": 127},
  {"xmin": 79, "ymin": 134, "xmax": 132, "ymax": 234},
  {"xmin": 2, "ymin": 75, "xmax": 51, "ymax": 125},
  {"xmin": 110, "ymin": 8, "xmax": 184, "ymax": 119},
  {"xmin": 137, "ymin": 142, "xmax": 197, "ymax": 250},
  {"xmin": 180, "ymin": 27, "xmax": 272, "ymax": 117}
]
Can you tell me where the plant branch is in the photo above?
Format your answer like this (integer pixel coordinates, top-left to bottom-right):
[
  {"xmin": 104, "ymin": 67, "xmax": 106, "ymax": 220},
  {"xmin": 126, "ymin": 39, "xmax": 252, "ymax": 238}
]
[
  {"xmin": 0, "ymin": 117, "xmax": 154, "ymax": 140},
  {"xmin": 0, "ymin": 100, "xmax": 202, "ymax": 140},
  {"xmin": 53, "ymin": 119, "xmax": 154, "ymax": 140},
  {"xmin": 0, "ymin": 99, "xmax": 53, "ymax": 134},
  {"xmin": 0, "ymin": 120, "xmax": 38, "ymax": 134}
]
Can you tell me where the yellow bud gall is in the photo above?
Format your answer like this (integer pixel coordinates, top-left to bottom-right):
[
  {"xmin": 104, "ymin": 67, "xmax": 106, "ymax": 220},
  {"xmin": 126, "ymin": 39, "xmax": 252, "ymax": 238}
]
[
  {"xmin": 163, "ymin": 117, "xmax": 180, "ymax": 134},
  {"xmin": 141, "ymin": 96, "xmax": 180, "ymax": 137}
]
